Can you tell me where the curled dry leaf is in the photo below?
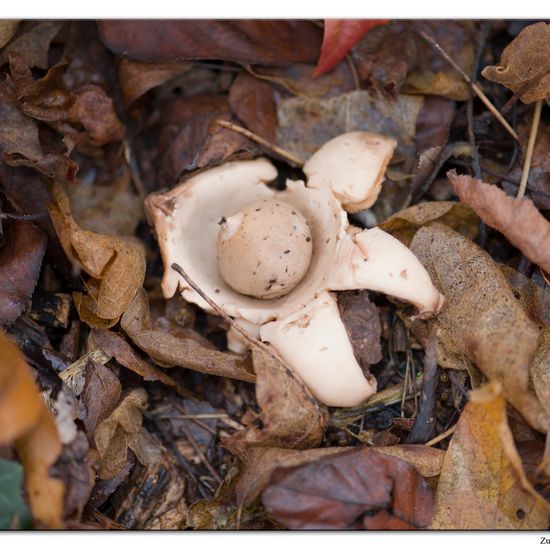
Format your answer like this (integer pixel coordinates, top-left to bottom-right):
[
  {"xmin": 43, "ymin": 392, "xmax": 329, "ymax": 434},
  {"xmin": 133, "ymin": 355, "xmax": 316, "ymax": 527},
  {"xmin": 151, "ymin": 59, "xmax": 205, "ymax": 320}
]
[
  {"xmin": 262, "ymin": 446, "xmax": 434, "ymax": 529},
  {"xmin": 0, "ymin": 77, "xmax": 76, "ymax": 183},
  {"xmin": 482, "ymin": 22, "xmax": 550, "ymax": 103},
  {"xmin": 48, "ymin": 183, "xmax": 146, "ymax": 326},
  {"xmin": 94, "ymin": 388, "xmax": 157, "ymax": 480},
  {"xmin": 431, "ymin": 381, "xmax": 550, "ymax": 529},
  {"xmin": 99, "ymin": 20, "xmax": 322, "ymax": 66},
  {"xmin": 0, "ymin": 217, "xmax": 46, "ymax": 326},
  {"xmin": 409, "ymin": 223, "xmax": 548, "ymax": 433},
  {"xmin": 0, "ymin": 21, "xmax": 63, "ymax": 69},
  {"xmin": 313, "ymin": 19, "xmax": 389, "ymax": 78},
  {"xmin": 121, "ymin": 288, "xmax": 255, "ymax": 383},
  {"xmin": 223, "ymin": 347, "xmax": 328, "ymax": 460},
  {"xmin": 90, "ymin": 328, "xmax": 180, "ymax": 388},
  {"xmin": 379, "ymin": 200, "xmax": 478, "ymax": 247},
  {"xmin": 450, "ymin": 172, "xmax": 550, "ymax": 276},
  {"xmin": 118, "ymin": 57, "xmax": 191, "ymax": 107},
  {"xmin": 0, "ymin": 330, "xmax": 63, "ymax": 528}
]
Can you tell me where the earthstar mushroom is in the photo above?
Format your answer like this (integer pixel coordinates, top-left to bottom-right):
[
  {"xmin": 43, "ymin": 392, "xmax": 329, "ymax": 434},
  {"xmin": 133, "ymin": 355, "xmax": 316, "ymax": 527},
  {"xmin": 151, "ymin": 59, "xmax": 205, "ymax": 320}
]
[{"xmin": 145, "ymin": 131, "xmax": 445, "ymax": 407}]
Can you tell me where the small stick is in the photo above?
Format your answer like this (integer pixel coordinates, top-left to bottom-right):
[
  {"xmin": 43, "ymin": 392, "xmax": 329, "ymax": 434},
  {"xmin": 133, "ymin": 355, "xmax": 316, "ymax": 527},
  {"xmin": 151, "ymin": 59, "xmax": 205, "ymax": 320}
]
[
  {"xmin": 171, "ymin": 262, "xmax": 283, "ymax": 366},
  {"xmin": 416, "ymin": 29, "xmax": 519, "ymax": 142},
  {"xmin": 216, "ymin": 119, "xmax": 305, "ymax": 167},
  {"xmin": 517, "ymin": 99, "xmax": 543, "ymax": 199},
  {"xmin": 425, "ymin": 424, "xmax": 456, "ymax": 447}
]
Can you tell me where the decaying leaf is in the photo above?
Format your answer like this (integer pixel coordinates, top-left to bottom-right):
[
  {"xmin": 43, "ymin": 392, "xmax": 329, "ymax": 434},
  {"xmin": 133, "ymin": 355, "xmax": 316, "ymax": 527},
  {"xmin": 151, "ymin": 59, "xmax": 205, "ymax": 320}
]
[
  {"xmin": 90, "ymin": 328, "xmax": 179, "ymax": 387},
  {"xmin": 431, "ymin": 381, "xmax": 550, "ymax": 529},
  {"xmin": 0, "ymin": 330, "xmax": 64, "ymax": 528},
  {"xmin": 262, "ymin": 446, "xmax": 434, "ymax": 529},
  {"xmin": 531, "ymin": 325, "xmax": 550, "ymax": 418},
  {"xmin": 121, "ymin": 288, "xmax": 255, "ymax": 382},
  {"xmin": 0, "ymin": 77, "xmax": 76, "ymax": 183},
  {"xmin": 338, "ymin": 290, "xmax": 382, "ymax": 367},
  {"xmin": 482, "ymin": 22, "xmax": 550, "ymax": 103},
  {"xmin": 0, "ymin": 216, "xmax": 46, "ymax": 326},
  {"xmin": 276, "ymin": 89, "xmax": 423, "ymax": 163},
  {"xmin": 409, "ymin": 223, "xmax": 548, "ymax": 433},
  {"xmin": 118, "ymin": 57, "xmax": 191, "ymax": 107},
  {"xmin": 223, "ymin": 346, "xmax": 328, "ymax": 459},
  {"xmin": 313, "ymin": 19, "xmax": 388, "ymax": 78},
  {"xmin": 48, "ymin": 183, "xmax": 146, "ymax": 325},
  {"xmin": 0, "ymin": 20, "xmax": 20, "ymax": 49},
  {"xmin": 450, "ymin": 172, "xmax": 550, "ymax": 276},
  {"xmin": 94, "ymin": 388, "xmax": 159, "ymax": 480},
  {"xmin": 228, "ymin": 73, "xmax": 277, "ymax": 142},
  {"xmin": 99, "ymin": 20, "xmax": 322, "ymax": 66},
  {"xmin": 379, "ymin": 200, "xmax": 479, "ymax": 247}
]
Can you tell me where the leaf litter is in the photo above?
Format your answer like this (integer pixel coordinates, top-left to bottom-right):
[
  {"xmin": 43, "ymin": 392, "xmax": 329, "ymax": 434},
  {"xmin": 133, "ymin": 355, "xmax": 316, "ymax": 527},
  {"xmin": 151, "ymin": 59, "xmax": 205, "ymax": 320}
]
[{"xmin": 2, "ymin": 18, "xmax": 550, "ymax": 532}]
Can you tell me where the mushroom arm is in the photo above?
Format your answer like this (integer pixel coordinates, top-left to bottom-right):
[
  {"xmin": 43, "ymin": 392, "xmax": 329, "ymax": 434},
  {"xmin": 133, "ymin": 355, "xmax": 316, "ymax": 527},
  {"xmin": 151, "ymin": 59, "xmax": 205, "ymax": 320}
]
[
  {"xmin": 329, "ymin": 227, "xmax": 445, "ymax": 319},
  {"xmin": 259, "ymin": 291, "xmax": 377, "ymax": 407},
  {"xmin": 303, "ymin": 131, "xmax": 397, "ymax": 213}
]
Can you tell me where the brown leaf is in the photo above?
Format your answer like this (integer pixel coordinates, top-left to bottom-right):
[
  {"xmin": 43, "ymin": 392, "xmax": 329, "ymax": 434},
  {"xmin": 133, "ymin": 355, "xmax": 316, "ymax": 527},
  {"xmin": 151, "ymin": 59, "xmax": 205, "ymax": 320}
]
[
  {"xmin": 0, "ymin": 217, "xmax": 46, "ymax": 325},
  {"xmin": 276, "ymin": 89, "xmax": 422, "ymax": 164},
  {"xmin": 431, "ymin": 381, "xmax": 550, "ymax": 529},
  {"xmin": 0, "ymin": 21, "xmax": 63, "ymax": 69},
  {"xmin": 262, "ymin": 446, "xmax": 434, "ymax": 529},
  {"xmin": 403, "ymin": 21, "xmax": 476, "ymax": 101},
  {"xmin": 0, "ymin": 330, "xmax": 64, "ymax": 528},
  {"xmin": 81, "ymin": 360, "xmax": 122, "ymax": 440},
  {"xmin": 118, "ymin": 57, "xmax": 191, "ymax": 107},
  {"xmin": 99, "ymin": 20, "xmax": 322, "ymax": 66},
  {"xmin": 90, "ymin": 328, "xmax": 180, "ymax": 387},
  {"xmin": 228, "ymin": 73, "xmax": 277, "ymax": 143},
  {"xmin": 94, "ymin": 388, "xmax": 150, "ymax": 480},
  {"xmin": 379, "ymin": 200, "xmax": 479, "ymax": 247},
  {"xmin": 48, "ymin": 183, "xmax": 146, "ymax": 325},
  {"xmin": 449, "ymin": 172, "xmax": 550, "ymax": 275},
  {"xmin": 223, "ymin": 346, "xmax": 328, "ymax": 459},
  {"xmin": 410, "ymin": 223, "xmax": 548, "ymax": 433},
  {"xmin": 121, "ymin": 288, "xmax": 255, "ymax": 383},
  {"xmin": 0, "ymin": 20, "xmax": 20, "ymax": 49},
  {"xmin": 415, "ymin": 96, "xmax": 456, "ymax": 153},
  {"xmin": 351, "ymin": 21, "xmax": 416, "ymax": 95},
  {"xmin": 0, "ymin": 77, "xmax": 76, "ymax": 183},
  {"xmin": 482, "ymin": 22, "xmax": 550, "ymax": 103},
  {"xmin": 372, "ymin": 445, "xmax": 445, "ymax": 479},
  {"xmin": 531, "ymin": 325, "xmax": 550, "ymax": 418},
  {"xmin": 338, "ymin": 290, "xmax": 382, "ymax": 367}
]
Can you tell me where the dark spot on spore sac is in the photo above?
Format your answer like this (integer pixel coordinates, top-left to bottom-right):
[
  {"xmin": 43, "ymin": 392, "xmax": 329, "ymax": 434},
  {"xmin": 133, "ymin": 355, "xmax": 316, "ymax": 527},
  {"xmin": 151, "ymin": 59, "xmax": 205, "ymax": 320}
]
[
  {"xmin": 292, "ymin": 211, "xmax": 297, "ymax": 215},
  {"xmin": 218, "ymin": 217, "xmax": 227, "ymax": 225},
  {"xmin": 306, "ymin": 237, "xmax": 311, "ymax": 242},
  {"xmin": 268, "ymin": 278, "xmax": 277, "ymax": 284},
  {"xmin": 284, "ymin": 250, "xmax": 290, "ymax": 254},
  {"xmin": 255, "ymin": 208, "xmax": 261, "ymax": 211}
]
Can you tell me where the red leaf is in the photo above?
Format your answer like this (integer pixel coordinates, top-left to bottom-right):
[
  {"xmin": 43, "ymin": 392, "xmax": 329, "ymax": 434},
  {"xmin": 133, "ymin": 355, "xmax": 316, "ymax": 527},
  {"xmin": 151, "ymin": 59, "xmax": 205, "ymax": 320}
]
[{"xmin": 313, "ymin": 19, "xmax": 389, "ymax": 78}]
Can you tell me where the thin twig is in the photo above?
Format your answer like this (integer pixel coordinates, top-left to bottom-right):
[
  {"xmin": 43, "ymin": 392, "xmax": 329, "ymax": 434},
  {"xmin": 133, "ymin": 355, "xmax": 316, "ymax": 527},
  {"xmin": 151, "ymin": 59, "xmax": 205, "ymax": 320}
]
[
  {"xmin": 517, "ymin": 99, "xmax": 543, "ymax": 199},
  {"xmin": 216, "ymin": 119, "xmax": 305, "ymax": 167},
  {"xmin": 416, "ymin": 28, "xmax": 519, "ymax": 142},
  {"xmin": 179, "ymin": 423, "xmax": 223, "ymax": 485},
  {"xmin": 425, "ymin": 424, "xmax": 456, "ymax": 447}
]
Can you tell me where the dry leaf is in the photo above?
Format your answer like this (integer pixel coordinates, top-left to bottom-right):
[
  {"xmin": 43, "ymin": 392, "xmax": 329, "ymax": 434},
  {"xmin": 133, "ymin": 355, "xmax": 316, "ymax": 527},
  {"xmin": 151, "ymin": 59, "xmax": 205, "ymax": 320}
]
[
  {"xmin": 121, "ymin": 288, "xmax": 255, "ymax": 382},
  {"xmin": 450, "ymin": 171, "xmax": 550, "ymax": 276},
  {"xmin": 0, "ymin": 217, "xmax": 46, "ymax": 326},
  {"xmin": 431, "ymin": 381, "xmax": 550, "ymax": 529},
  {"xmin": 372, "ymin": 445, "xmax": 445, "ymax": 479},
  {"xmin": 228, "ymin": 73, "xmax": 277, "ymax": 142},
  {"xmin": 531, "ymin": 325, "xmax": 550, "ymax": 417},
  {"xmin": 276, "ymin": 89, "xmax": 422, "ymax": 163},
  {"xmin": 48, "ymin": 183, "xmax": 146, "ymax": 325},
  {"xmin": 99, "ymin": 20, "xmax": 322, "ymax": 66},
  {"xmin": 0, "ymin": 330, "xmax": 64, "ymax": 528},
  {"xmin": 379, "ymin": 200, "xmax": 479, "ymax": 247},
  {"xmin": 262, "ymin": 446, "xmax": 434, "ymax": 529},
  {"xmin": 410, "ymin": 223, "xmax": 548, "ymax": 433},
  {"xmin": 118, "ymin": 57, "xmax": 191, "ymax": 107},
  {"xmin": 0, "ymin": 20, "xmax": 20, "ymax": 49},
  {"xmin": 94, "ymin": 388, "xmax": 154, "ymax": 480},
  {"xmin": 482, "ymin": 22, "xmax": 550, "ymax": 103},
  {"xmin": 90, "ymin": 328, "xmax": 180, "ymax": 387},
  {"xmin": 223, "ymin": 346, "xmax": 328, "ymax": 459}
]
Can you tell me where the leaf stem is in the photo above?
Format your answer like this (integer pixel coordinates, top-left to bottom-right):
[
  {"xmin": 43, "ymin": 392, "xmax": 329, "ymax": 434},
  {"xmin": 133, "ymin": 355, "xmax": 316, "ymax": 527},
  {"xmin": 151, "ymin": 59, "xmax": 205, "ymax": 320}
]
[{"xmin": 517, "ymin": 99, "xmax": 543, "ymax": 199}]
